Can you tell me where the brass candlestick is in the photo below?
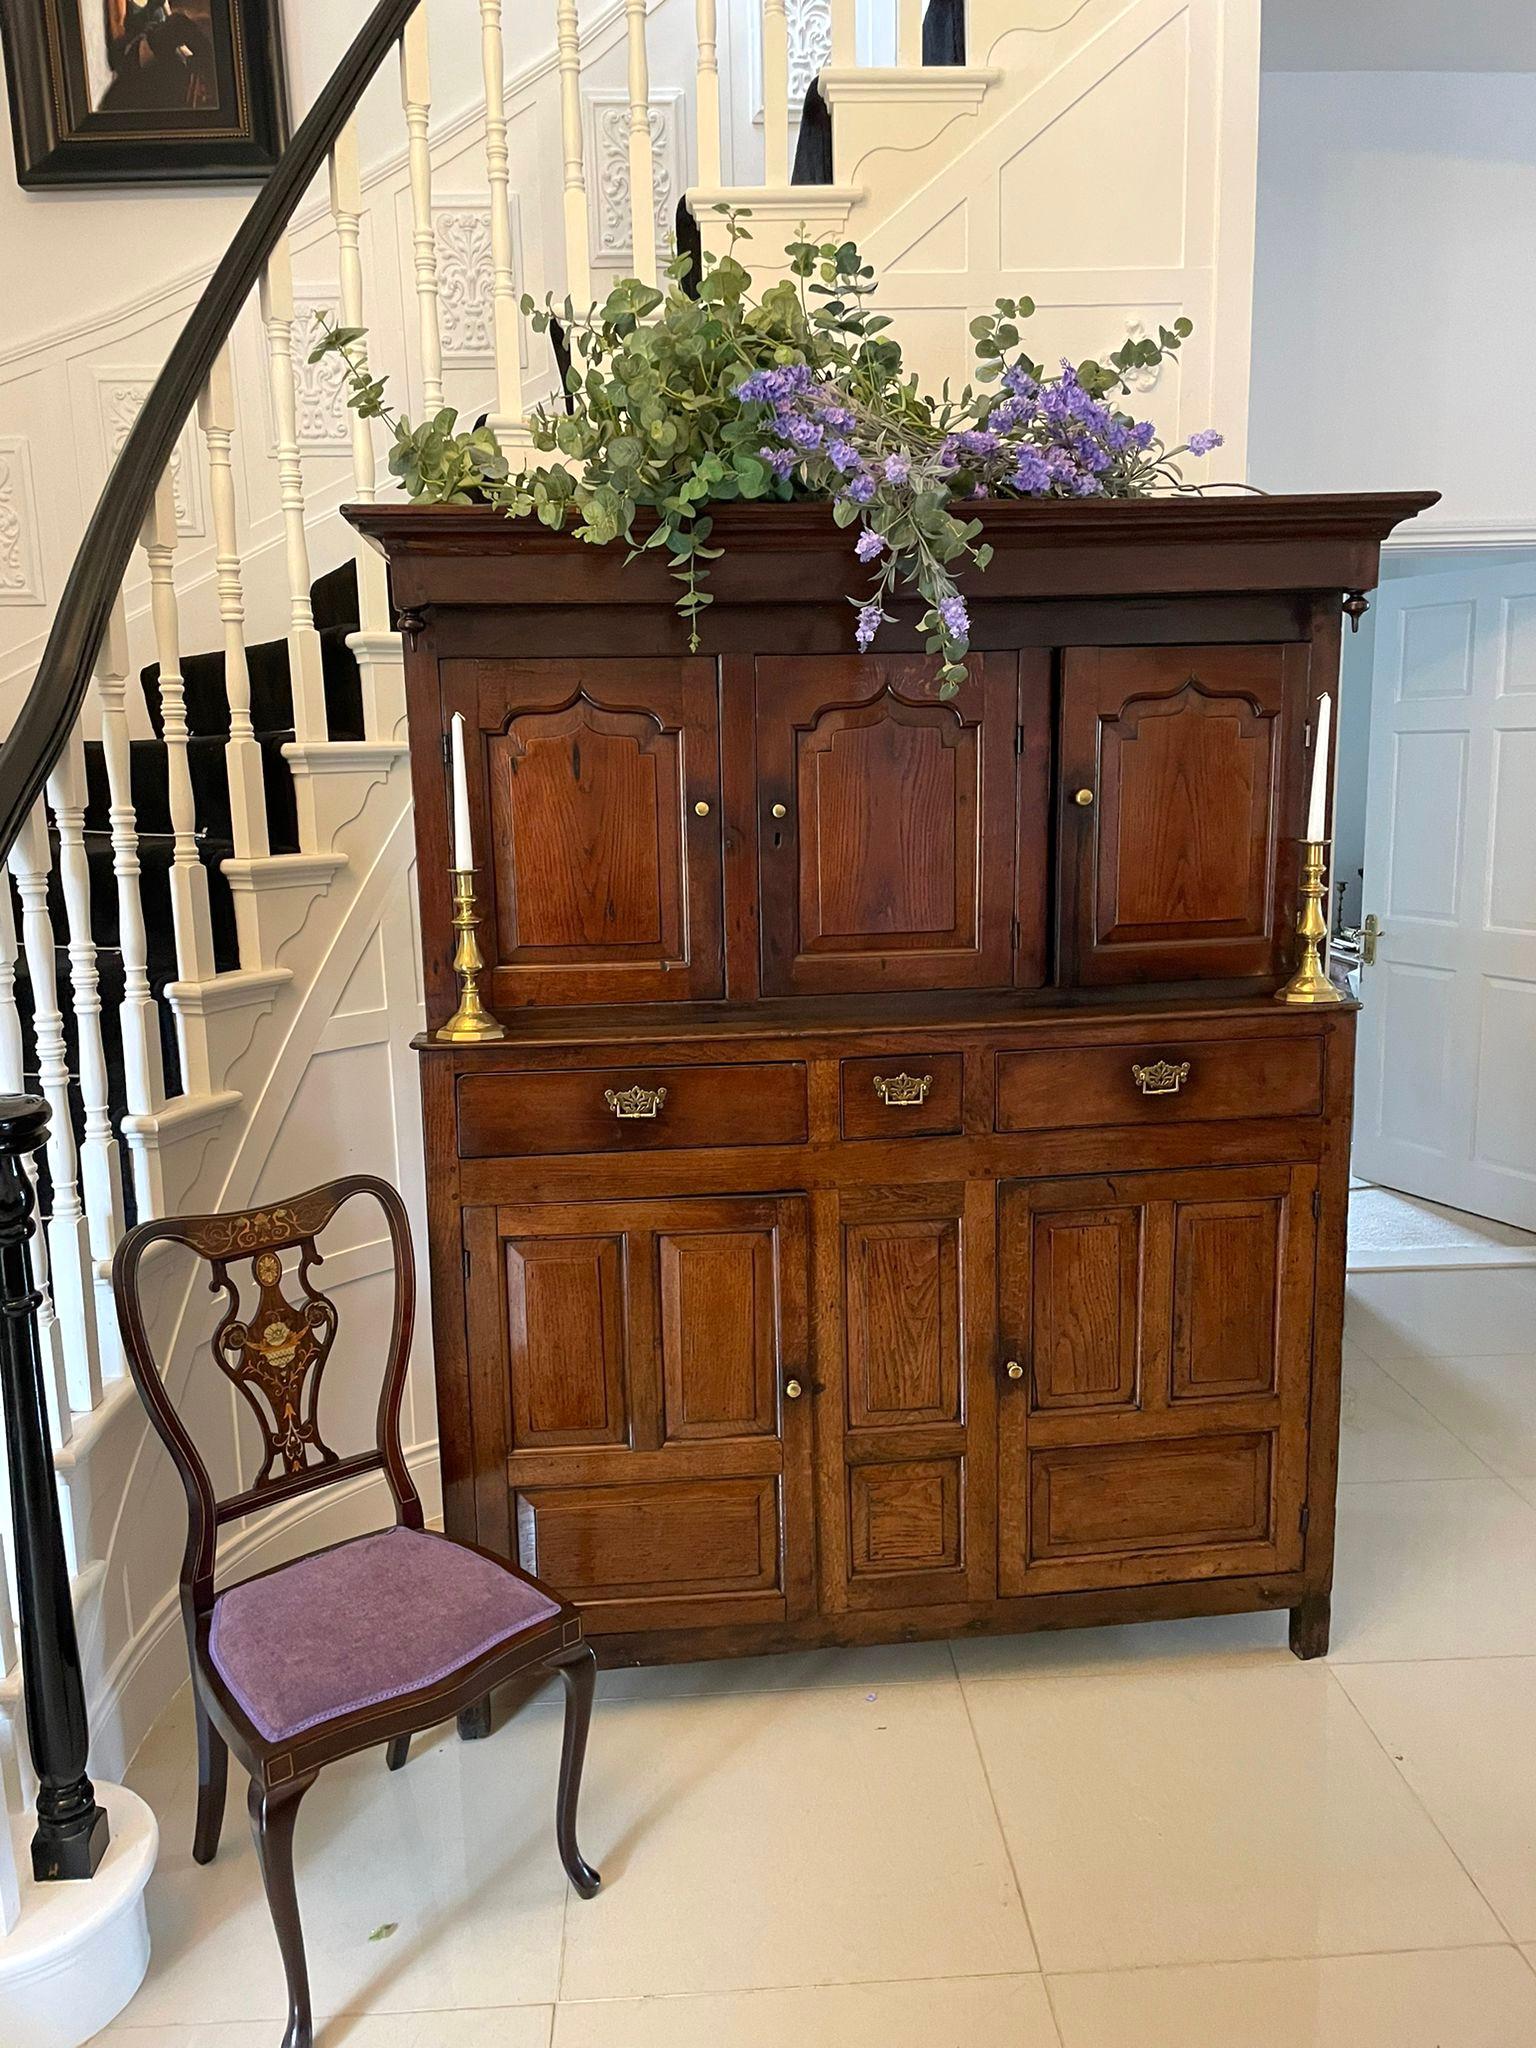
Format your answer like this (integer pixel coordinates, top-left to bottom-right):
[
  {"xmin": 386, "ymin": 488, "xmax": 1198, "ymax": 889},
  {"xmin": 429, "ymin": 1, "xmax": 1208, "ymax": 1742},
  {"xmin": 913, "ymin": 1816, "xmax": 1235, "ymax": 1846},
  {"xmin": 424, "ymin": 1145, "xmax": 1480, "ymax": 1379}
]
[
  {"xmin": 1276, "ymin": 838, "xmax": 1343, "ymax": 1007},
  {"xmin": 437, "ymin": 868, "xmax": 505, "ymax": 1042}
]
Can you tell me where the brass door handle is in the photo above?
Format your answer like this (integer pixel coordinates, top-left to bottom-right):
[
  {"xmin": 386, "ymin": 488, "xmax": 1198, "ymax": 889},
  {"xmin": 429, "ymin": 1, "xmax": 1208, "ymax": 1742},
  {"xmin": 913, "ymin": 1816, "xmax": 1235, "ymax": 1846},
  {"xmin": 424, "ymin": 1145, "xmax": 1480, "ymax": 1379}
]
[
  {"xmin": 604, "ymin": 1084, "xmax": 668, "ymax": 1119},
  {"xmin": 693, "ymin": 800, "xmax": 711, "ymax": 817},
  {"xmin": 873, "ymin": 1072, "xmax": 932, "ymax": 1107},
  {"xmin": 770, "ymin": 802, "xmax": 787, "ymax": 819},
  {"xmin": 1361, "ymin": 913, "xmax": 1382, "ymax": 966},
  {"xmin": 784, "ymin": 1378, "xmax": 804, "ymax": 1400},
  {"xmin": 1131, "ymin": 1059, "xmax": 1190, "ymax": 1096},
  {"xmin": 1004, "ymin": 1359, "xmax": 1025, "ymax": 1380},
  {"xmin": 1073, "ymin": 788, "xmax": 1095, "ymax": 808}
]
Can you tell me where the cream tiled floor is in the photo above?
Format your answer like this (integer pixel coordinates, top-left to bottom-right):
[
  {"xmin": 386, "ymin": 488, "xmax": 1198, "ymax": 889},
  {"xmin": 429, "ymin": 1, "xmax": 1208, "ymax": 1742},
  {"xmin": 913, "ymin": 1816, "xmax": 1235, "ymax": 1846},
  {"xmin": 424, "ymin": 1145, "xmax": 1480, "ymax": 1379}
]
[{"xmin": 106, "ymin": 1268, "xmax": 1536, "ymax": 2047}]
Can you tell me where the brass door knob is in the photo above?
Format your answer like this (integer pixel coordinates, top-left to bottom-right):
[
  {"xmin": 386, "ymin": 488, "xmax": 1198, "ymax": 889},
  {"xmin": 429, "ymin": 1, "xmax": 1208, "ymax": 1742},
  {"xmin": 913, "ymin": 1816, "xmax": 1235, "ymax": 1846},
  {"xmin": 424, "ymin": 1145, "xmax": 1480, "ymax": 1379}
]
[
  {"xmin": 1005, "ymin": 1359, "xmax": 1025, "ymax": 1380},
  {"xmin": 784, "ymin": 1378, "xmax": 804, "ymax": 1400},
  {"xmin": 1073, "ymin": 788, "xmax": 1095, "ymax": 808},
  {"xmin": 694, "ymin": 800, "xmax": 711, "ymax": 817},
  {"xmin": 771, "ymin": 802, "xmax": 787, "ymax": 819}
]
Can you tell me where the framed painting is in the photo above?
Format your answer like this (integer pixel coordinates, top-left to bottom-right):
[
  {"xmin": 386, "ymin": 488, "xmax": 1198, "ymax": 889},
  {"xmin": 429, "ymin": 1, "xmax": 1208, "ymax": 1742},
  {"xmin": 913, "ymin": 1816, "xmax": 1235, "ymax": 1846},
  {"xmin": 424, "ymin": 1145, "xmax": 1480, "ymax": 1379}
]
[{"xmin": 1, "ymin": 0, "xmax": 289, "ymax": 187}]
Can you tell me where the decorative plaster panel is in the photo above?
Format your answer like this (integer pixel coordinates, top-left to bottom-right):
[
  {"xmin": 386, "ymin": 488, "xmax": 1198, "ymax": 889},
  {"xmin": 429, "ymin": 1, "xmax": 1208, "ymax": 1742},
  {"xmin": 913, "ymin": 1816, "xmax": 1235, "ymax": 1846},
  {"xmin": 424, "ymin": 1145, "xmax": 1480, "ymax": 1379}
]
[
  {"xmin": 0, "ymin": 436, "xmax": 43, "ymax": 606},
  {"xmin": 584, "ymin": 89, "xmax": 684, "ymax": 265},
  {"xmin": 97, "ymin": 373, "xmax": 205, "ymax": 537},
  {"xmin": 290, "ymin": 296, "xmax": 352, "ymax": 454},
  {"xmin": 747, "ymin": 0, "xmax": 834, "ymax": 121},
  {"xmin": 434, "ymin": 198, "xmax": 528, "ymax": 371}
]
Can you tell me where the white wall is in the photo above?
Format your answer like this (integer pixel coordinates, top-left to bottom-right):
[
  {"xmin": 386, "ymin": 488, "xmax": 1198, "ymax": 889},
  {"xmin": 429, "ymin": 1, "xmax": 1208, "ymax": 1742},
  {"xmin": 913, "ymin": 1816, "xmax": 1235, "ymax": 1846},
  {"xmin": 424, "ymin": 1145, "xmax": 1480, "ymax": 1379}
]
[
  {"xmin": 1249, "ymin": 69, "xmax": 1536, "ymax": 536},
  {"xmin": 0, "ymin": 2, "xmax": 522, "ymax": 355}
]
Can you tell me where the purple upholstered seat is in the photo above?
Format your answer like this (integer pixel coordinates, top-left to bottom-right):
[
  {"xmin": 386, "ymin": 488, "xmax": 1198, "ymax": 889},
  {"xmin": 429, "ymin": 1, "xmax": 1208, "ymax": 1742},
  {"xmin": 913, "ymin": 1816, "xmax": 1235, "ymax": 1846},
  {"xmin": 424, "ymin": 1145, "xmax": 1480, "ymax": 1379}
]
[{"xmin": 209, "ymin": 1527, "xmax": 561, "ymax": 1743}]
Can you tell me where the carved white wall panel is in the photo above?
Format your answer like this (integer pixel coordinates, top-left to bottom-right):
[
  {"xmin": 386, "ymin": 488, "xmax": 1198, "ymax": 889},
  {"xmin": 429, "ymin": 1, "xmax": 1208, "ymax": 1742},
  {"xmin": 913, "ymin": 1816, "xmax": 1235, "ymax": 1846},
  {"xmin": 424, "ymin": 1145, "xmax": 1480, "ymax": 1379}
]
[
  {"xmin": 584, "ymin": 88, "xmax": 684, "ymax": 266},
  {"xmin": 97, "ymin": 373, "xmax": 206, "ymax": 538},
  {"xmin": 0, "ymin": 437, "xmax": 43, "ymax": 606},
  {"xmin": 747, "ymin": 0, "xmax": 834, "ymax": 121},
  {"xmin": 1119, "ymin": 315, "xmax": 1165, "ymax": 392},
  {"xmin": 434, "ymin": 198, "xmax": 528, "ymax": 371},
  {"xmin": 289, "ymin": 295, "xmax": 352, "ymax": 454}
]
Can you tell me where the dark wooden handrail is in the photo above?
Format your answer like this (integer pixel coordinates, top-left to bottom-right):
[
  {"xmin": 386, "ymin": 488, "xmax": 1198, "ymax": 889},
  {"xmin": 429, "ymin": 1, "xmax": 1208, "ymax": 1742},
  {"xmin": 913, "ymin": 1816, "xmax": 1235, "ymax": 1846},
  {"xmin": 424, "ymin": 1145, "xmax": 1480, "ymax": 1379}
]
[{"xmin": 0, "ymin": 0, "xmax": 424, "ymax": 863}]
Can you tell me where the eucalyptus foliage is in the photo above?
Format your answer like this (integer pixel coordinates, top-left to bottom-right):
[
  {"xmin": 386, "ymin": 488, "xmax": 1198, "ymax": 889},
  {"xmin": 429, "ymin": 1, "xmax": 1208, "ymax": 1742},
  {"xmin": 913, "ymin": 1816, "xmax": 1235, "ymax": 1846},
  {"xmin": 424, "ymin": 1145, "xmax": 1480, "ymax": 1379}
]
[{"xmin": 313, "ymin": 208, "xmax": 1221, "ymax": 696}]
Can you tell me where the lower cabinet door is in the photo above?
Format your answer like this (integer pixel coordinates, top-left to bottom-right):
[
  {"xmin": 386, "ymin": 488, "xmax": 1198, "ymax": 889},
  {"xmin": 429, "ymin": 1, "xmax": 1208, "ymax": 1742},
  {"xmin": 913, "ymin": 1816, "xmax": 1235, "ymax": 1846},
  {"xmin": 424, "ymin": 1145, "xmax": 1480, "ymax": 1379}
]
[
  {"xmin": 816, "ymin": 1183, "xmax": 996, "ymax": 1613},
  {"xmin": 996, "ymin": 1164, "xmax": 1317, "ymax": 1596},
  {"xmin": 463, "ymin": 1193, "xmax": 813, "ymax": 1635}
]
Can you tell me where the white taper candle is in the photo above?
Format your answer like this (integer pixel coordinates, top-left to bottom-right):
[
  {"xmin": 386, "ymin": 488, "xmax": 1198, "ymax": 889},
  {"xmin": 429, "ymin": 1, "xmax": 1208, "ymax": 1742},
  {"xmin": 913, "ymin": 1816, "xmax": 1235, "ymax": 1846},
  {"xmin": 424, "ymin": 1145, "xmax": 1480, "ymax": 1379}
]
[
  {"xmin": 1305, "ymin": 694, "xmax": 1332, "ymax": 842},
  {"xmin": 451, "ymin": 712, "xmax": 474, "ymax": 870}
]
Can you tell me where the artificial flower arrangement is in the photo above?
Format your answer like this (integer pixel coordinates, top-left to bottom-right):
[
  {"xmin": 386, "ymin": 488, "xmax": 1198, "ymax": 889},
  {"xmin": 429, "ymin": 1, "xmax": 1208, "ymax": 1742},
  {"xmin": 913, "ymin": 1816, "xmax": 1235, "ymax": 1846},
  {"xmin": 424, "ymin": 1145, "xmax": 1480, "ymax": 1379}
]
[{"xmin": 315, "ymin": 207, "xmax": 1221, "ymax": 696}]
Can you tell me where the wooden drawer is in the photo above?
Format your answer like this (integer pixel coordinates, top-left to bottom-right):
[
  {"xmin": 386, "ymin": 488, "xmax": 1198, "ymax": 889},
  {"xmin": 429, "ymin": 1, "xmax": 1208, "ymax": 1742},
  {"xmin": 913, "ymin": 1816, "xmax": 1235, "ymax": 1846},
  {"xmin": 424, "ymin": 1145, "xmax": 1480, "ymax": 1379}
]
[
  {"xmin": 995, "ymin": 1035, "xmax": 1323, "ymax": 1132},
  {"xmin": 458, "ymin": 1062, "xmax": 808, "ymax": 1157},
  {"xmin": 840, "ymin": 1054, "xmax": 963, "ymax": 1139}
]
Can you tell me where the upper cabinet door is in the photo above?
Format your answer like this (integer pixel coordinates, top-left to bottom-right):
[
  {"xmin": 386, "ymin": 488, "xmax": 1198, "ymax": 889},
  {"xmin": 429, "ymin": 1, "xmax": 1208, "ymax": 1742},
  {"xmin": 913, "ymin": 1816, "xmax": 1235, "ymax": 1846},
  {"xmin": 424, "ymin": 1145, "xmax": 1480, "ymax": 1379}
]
[
  {"xmin": 1058, "ymin": 644, "xmax": 1310, "ymax": 986},
  {"xmin": 456, "ymin": 659, "xmax": 724, "ymax": 1008},
  {"xmin": 755, "ymin": 654, "xmax": 1030, "ymax": 995}
]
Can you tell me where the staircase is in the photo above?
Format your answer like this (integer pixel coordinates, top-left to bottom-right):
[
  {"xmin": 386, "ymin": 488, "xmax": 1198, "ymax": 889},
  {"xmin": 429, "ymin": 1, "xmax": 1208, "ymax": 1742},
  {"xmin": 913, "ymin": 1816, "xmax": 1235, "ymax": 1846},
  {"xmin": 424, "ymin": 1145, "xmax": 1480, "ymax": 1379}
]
[{"xmin": 0, "ymin": 0, "xmax": 1261, "ymax": 1942}]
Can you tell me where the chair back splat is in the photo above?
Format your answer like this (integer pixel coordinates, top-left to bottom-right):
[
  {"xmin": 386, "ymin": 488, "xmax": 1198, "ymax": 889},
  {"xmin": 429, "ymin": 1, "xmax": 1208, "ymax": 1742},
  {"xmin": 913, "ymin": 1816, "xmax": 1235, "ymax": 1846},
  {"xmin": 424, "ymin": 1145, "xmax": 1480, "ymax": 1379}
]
[{"xmin": 111, "ymin": 1175, "xmax": 422, "ymax": 1615}]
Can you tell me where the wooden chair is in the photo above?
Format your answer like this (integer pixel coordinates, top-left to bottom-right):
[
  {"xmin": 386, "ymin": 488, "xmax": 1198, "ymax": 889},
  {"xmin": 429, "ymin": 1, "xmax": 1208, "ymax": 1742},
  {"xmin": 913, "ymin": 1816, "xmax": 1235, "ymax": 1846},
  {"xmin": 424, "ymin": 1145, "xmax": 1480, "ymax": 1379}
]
[{"xmin": 112, "ymin": 1174, "xmax": 601, "ymax": 2048}]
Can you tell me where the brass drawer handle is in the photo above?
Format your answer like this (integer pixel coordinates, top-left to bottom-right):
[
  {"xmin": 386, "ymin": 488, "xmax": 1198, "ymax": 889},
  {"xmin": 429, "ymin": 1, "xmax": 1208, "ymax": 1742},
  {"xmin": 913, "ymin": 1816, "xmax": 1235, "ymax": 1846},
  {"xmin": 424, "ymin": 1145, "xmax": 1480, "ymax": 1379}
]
[
  {"xmin": 873, "ymin": 1072, "xmax": 932, "ymax": 1107},
  {"xmin": 1131, "ymin": 1059, "xmax": 1191, "ymax": 1097},
  {"xmin": 1073, "ymin": 787, "xmax": 1095, "ymax": 808},
  {"xmin": 784, "ymin": 1378, "xmax": 804, "ymax": 1400},
  {"xmin": 604, "ymin": 1084, "xmax": 668, "ymax": 1120},
  {"xmin": 1004, "ymin": 1359, "xmax": 1025, "ymax": 1381}
]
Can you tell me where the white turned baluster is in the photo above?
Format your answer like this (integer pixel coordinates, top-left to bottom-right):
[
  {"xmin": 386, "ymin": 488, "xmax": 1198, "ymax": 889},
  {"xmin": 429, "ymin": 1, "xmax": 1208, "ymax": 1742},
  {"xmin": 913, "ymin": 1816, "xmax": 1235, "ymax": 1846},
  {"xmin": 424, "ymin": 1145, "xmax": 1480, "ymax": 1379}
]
[
  {"xmin": 557, "ymin": 0, "xmax": 593, "ymax": 307},
  {"xmin": 8, "ymin": 804, "xmax": 100, "ymax": 1416},
  {"xmin": 762, "ymin": 0, "xmax": 791, "ymax": 185},
  {"xmin": 0, "ymin": 878, "xmax": 70, "ymax": 1446},
  {"xmin": 624, "ymin": 0, "xmax": 659, "ymax": 284},
  {"xmin": 328, "ymin": 121, "xmax": 402, "ymax": 739},
  {"xmin": 695, "ymin": 0, "xmax": 723, "ymax": 187},
  {"xmin": 831, "ymin": 0, "xmax": 856, "ymax": 65},
  {"xmin": 198, "ymin": 347, "xmax": 268, "ymax": 862},
  {"xmin": 45, "ymin": 729, "xmax": 125, "ymax": 1381},
  {"xmin": 143, "ymin": 474, "xmax": 217, "ymax": 1093},
  {"xmin": 401, "ymin": 11, "xmax": 445, "ymax": 415},
  {"xmin": 479, "ymin": 0, "xmax": 526, "ymax": 446},
  {"xmin": 95, "ymin": 596, "xmax": 166, "ymax": 1183},
  {"xmin": 897, "ymin": 0, "xmax": 923, "ymax": 65},
  {"xmin": 259, "ymin": 238, "xmax": 330, "ymax": 768}
]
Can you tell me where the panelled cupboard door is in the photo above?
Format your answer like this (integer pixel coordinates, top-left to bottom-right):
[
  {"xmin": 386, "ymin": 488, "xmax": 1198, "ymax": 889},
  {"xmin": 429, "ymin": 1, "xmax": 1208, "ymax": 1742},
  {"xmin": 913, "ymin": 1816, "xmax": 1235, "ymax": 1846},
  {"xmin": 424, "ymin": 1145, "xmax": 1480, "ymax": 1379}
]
[
  {"xmin": 444, "ymin": 657, "xmax": 724, "ymax": 1007},
  {"xmin": 1058, "ymin": 643, "xmax": 1310, "ymax": 985},
  {"xmin": 815, "ymin": 1183, "xmax": 996, "ymax": 1613},
  {"xmin": 996, "ymin": 1165, "xmax": 1316, "ymax": 1597},
  {"xmin": 755, "ymin": 653, "xmax": 1045, "ymax": 994},
  {"xmin": 462, "ymin": 1194, "xmax": 812, "ymax": 1634}
]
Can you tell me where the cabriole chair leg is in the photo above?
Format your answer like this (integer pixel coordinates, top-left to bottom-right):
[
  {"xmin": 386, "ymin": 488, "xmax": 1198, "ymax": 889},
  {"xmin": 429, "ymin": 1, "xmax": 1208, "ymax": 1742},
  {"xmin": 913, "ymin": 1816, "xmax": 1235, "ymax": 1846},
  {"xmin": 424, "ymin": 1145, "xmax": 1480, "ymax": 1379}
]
[
  {"xmin": 192, "ymin": 1689, "xmax": 228, "ymax": 1866},
  {"xmin": 556, "ymin": 1644, "xmax": 601, "ymax": 1898},
  {"xmin": 249, "ymin": 1772, "xmax": 318, "ymax": 2048}
]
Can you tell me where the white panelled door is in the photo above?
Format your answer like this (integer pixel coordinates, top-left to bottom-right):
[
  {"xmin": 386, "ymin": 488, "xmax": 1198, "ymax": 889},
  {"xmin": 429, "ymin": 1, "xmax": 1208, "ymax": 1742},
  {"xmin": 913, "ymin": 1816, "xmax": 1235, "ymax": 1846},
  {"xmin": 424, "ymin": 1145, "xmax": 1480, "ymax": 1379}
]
[{"xmin": 1353, "ymin": 561, "xmax": 1536, "ymax": 1227}]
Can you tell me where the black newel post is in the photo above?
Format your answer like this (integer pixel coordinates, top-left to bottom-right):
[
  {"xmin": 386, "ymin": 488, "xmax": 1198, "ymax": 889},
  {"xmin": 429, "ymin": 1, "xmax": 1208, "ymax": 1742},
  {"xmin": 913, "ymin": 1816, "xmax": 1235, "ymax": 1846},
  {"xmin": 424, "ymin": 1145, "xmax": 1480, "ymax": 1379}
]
[{"xmin": 0, "ymin": 1093, "xmax": 109, "ymax": 1880}]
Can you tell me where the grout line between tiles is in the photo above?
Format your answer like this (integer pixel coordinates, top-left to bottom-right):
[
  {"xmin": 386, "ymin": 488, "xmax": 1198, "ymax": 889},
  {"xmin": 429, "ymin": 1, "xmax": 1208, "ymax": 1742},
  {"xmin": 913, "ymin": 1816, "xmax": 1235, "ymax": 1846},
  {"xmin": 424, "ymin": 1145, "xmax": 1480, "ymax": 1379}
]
[
  {"xmin": 1038, "ymin": 1937, "xmax": 1525, "ymax": 1981},
  {"xmin": 1360, "ymin": 1356, "xmax": 1536, "ymax": 1508},
  {"xmin": 948, "ymin": 1640, "xmax": 1066, "ymax": 2047},
  {"xmin": 1322, "ymin": 1661, "xmax": 1524, "ymax": 1948}
]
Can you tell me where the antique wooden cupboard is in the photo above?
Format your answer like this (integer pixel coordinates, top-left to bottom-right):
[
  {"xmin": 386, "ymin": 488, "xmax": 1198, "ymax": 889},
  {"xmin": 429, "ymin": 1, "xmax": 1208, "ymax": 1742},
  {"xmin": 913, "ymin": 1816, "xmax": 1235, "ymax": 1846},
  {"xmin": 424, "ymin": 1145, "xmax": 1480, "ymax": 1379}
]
[{"xmin": 351, "ymin": 493, "xmax": 1435, "ymax": 1666}]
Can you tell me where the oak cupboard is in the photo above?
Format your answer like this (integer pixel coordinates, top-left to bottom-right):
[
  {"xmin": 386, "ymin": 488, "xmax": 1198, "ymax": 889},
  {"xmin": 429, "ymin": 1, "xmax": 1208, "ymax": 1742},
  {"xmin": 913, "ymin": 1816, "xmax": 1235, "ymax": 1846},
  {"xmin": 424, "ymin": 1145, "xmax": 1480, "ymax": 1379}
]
[{"xmin": 350, "ymin": 491, "xmax": 1436, "ymax": 1668}]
